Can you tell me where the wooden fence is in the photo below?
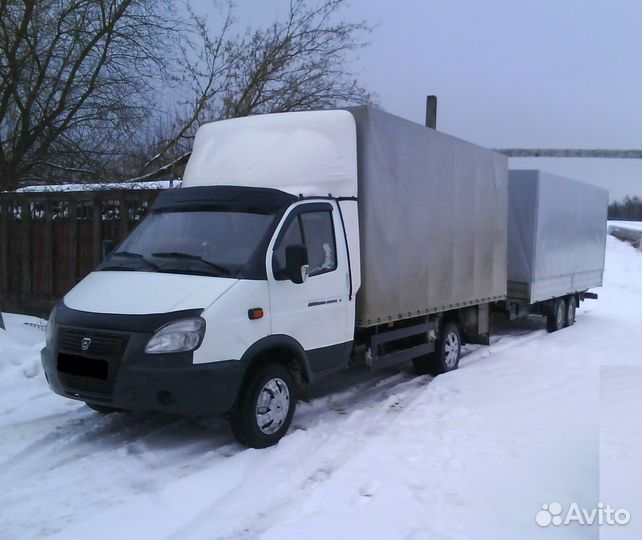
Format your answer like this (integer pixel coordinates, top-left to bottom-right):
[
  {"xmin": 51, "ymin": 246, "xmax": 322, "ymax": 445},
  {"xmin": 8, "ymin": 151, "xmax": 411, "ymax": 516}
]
[{"xmin": 0, "ymin": 189, "xmax": 160, "ymax": 318}]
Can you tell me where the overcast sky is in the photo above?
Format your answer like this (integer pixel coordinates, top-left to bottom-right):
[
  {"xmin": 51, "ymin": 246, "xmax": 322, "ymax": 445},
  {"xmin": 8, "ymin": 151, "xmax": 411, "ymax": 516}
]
[{"xmin": 195, "ymin": 0, "xmax": 641, "ymax": 201}]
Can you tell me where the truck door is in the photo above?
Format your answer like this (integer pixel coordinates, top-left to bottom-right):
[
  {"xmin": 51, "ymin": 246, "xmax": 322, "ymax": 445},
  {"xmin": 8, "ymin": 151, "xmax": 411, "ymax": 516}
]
[{"xmin": 267, "ymin": 201, "xmax": 354, "ymax": 373}]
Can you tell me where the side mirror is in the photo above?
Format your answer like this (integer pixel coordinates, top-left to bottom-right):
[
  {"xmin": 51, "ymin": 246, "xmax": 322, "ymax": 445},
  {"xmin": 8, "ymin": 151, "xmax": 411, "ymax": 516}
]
[
  {"xmin": 285, "ymin": 244, "xmax": 309, "ymax": 284},
  {"xmin": 102, "ymin": 239, "xmax": 115, "ymax": 260}
]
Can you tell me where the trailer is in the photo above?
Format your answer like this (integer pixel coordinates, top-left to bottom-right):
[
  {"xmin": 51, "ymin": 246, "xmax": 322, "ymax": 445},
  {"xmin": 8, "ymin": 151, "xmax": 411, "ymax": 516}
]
[{"xmin": 501, "ymin": 170, "xmax": 608, "ymax": 331}]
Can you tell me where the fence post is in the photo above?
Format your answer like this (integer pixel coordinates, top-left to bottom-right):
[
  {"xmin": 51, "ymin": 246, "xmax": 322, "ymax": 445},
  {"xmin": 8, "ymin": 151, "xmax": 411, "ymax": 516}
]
[
  {"xmin": 0, "ymin": 198, "xmax": 8, "ymax": 295},
  {"xmin": 20, "ymin": 200, "xmax": 31, "ymax": 300},
  {"xmin": 0, "ymin": 198, "xmax": 8, "ymax": 323},
  {"xmin": 43, "ymin": 198, "xmax": 53, "ymax": 296},
  {"xmin": 120, "ymin": 196, "xmax": 129, "ymax": 238},
  {"xmin": 92, "ymin": 194, "xmax": 101, "ymax": 265},
  {"xmin": 68, "ymin": 200, "xmax": 77, "ymax": 285}
]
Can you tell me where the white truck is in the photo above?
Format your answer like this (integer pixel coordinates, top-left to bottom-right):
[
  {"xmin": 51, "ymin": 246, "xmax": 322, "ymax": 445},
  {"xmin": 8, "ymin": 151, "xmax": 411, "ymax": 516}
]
[{"xmin": 41, "ymin": 107, "xmax": 606, "ymax": 447}]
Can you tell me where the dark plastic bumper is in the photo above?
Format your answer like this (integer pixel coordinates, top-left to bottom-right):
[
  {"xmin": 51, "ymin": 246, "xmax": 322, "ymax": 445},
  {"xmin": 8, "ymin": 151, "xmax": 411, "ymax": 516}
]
[{"xmin": 41, "ymin": 341, "xmax": 247, "ymax": 416}]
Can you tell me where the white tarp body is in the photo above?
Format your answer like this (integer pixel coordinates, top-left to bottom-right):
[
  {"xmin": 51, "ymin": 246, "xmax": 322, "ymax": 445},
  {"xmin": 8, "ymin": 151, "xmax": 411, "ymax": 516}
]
[
  {"xmin": 182, "ymin": 110, "xmax": 357, "ymax": 198},
  {"xmin": 507, "ymin": 170, "xmax": 608, "ymax": 304}
]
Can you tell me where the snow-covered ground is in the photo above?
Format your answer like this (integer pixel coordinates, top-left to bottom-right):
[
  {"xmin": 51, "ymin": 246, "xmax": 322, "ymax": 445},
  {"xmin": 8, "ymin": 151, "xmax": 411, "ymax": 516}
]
[
  {"xmin": 608, "ymin": 220, "xmax": 642, "ymax": 232},
  {"xmin": 1, "ymin": 236, "xmax": 640, "ymax": 540}
]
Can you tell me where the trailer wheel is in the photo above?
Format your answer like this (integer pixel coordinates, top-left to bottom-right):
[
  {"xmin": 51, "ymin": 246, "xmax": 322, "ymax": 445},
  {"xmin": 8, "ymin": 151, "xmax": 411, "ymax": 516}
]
[
  {"xmin": 230, "ymin": 363, "xmax": 296, "ymax": 448},
  {"xmin": 413, "ymin": 322, "xmax": 461, "ymax": 375},
  {"xmin": 546, "ymin": 298, "xmax": 567, "ymax": 333},
  {"xmin": 565, "ymin": 295, "xmax": 576, "ymax": 327}
]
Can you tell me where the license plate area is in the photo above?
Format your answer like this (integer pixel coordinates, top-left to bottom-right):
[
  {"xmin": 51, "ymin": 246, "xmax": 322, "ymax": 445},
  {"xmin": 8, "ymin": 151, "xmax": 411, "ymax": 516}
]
[{"xmin": 58, "ymin": 353, "xmax": 108, "ymax": 379}]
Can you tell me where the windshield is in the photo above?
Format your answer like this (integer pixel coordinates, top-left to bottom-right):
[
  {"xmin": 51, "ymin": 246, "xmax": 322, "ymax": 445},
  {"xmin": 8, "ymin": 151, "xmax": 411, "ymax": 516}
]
[{"xmin": 100, "ymin": 209, "xmax": 278, "ymax": 278}]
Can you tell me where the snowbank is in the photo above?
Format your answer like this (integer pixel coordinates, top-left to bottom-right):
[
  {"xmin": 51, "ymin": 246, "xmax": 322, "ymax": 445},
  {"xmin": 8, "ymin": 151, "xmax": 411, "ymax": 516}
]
[
  {"xmin": 12, "ymin": 180, "xmax": 180, "ymax": 193},
  {"xmin": 0, "ymin": 237, "xmax": 639, "ymax": 540},
  {"xmin": 608, "ymin": 220, "xmax": 642, "ymax": 232}
]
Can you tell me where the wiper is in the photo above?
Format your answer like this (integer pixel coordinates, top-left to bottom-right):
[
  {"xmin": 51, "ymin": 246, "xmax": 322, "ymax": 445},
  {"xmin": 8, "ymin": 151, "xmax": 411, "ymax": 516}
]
[
  {"xmin": 151, "ymin": 252, "xmax": 231, "ymax": 275},
  {"xmin": 110, "ymin": 251, "xmax": 158, "ymax": 270}
]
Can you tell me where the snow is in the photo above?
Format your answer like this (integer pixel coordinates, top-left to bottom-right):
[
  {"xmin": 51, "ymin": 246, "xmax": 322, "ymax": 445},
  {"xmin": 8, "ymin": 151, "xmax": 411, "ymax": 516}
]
[
  {"xmin": 608, "ymin": 220, "xmax": 642, "ymax": 232},
  {"xmin": 12, "ymin": 180, "xmax": 180, "ymax": 192},
  {"xmin": 608, "ymin": 220, "xmax": 641, "ymax": 249},
  {"xmin": 0, "ymin": 236, "xmax": 640, "ymax": 540},
  {"xmin": 599, "ymin": 366, "xmax": 642, "ymax": 540}
]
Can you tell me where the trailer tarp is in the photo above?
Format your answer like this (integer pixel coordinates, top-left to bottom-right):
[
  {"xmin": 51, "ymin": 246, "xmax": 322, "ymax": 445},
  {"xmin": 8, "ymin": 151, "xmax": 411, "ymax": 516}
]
[{"xmin": 507, "ymin": 170, "xmax": 608, "ymax": 303}]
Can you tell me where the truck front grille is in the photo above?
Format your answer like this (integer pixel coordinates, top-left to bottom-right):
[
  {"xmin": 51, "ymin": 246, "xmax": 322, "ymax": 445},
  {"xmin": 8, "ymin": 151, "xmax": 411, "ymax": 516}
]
[
  {"xmin": 58, "ymin": 328, "xmax": 127, "ymax": 356},
  {"xmin": 57, "ymin": 327, "xmax": 128, "ymax": 398}
]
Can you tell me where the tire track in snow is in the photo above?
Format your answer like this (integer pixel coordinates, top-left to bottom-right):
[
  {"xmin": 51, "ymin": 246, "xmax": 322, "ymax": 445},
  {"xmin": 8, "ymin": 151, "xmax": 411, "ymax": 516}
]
[
  {"xmin": 170, "ymin": 374, "xmax": 441, "ymax": 539},
  {"xmin": 201, "ymin": 324, "xmax": 563, "ymax": 539},
  {"xmin": 2, "ymin": 318, "xmax": 555, "ymax": 539}
]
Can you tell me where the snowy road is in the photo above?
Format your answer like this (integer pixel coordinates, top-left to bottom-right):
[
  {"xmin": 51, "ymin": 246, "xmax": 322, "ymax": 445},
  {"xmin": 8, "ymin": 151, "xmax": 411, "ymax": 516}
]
[{"xmin": 1, "ymin": 236, "xmax": 640, "ymax": 540}]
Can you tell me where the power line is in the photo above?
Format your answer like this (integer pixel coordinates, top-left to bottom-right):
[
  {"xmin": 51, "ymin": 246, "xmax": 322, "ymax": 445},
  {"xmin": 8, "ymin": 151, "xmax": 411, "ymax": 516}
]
[{"xmin": 494, "ymin": 149, "xmax": 641, "ymax": 159}]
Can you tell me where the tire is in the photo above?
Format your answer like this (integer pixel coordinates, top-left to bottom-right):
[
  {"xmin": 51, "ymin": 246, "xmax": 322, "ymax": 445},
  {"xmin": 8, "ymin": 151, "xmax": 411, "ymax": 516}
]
[
  {"xmin": 546, "ymin": 297, "xmax": 567, "ymax": 333},
  {"xmin": 85, "ymin": 402, "xmax": 120, "ymax": 414},
  {"xmin": 230, "ymin": 363, "xmax": 296, "ymax": 448},
  {"xmin": 413, "ymin": 322, "xmax": 461, "ymax": 376},
  {"xmin": 565, "ymin": 295, "xmax": 576, "ymax": 327}
]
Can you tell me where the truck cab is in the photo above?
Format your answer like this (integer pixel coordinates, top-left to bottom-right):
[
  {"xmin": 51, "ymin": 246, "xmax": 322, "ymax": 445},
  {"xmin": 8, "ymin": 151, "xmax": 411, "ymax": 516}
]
[{"xmin": 42, "ymin": 111, "xmax": 361, "ymax": 448}]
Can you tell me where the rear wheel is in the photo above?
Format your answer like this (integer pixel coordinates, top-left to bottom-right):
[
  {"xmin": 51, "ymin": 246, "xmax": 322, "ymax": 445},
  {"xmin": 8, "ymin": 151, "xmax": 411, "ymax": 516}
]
[
  {"xmin": 565, "ymin": 295, "xmax": 576, "ymax": 327},
  {"xmin": 413, "ymin": 322, "xmax": 461, "ymax": 375},
  {"xmin": 546, "ymin": 298, "xmax": 567, "ymax": 332},
  {"xmin": 230, "ymin": 363, "xmax": 296, "ymax": 448}
]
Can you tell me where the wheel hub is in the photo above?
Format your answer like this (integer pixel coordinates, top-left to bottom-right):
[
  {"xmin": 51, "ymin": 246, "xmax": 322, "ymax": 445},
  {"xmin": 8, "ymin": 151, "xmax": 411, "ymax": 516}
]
[
  {"xmin": 255, "ymin": 377, "xmax": 290, "ymax": 435},
  {"xmin": 567, "ymin": 300, "xmax": 575, "ymax": 323},
  {"xmin": 444, "ymin": 332, "xmax": 459, "ymax": 368},
  {"xmin": 556, "ymin": 303, "xmax": 565, "ymax": 327}
]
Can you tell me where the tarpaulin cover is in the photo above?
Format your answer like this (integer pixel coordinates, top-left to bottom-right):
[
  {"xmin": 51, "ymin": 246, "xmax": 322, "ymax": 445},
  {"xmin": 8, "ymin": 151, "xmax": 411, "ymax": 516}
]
[
  {"xmin": 348, "ymin": 107, "xmax": 508, "ymax": 327},
  {"xmin": 507, "ymin": 170, "xmax": 608, "ymax": 303},
  {"xmin": 182, "ymin": 110, "xmax": 358, "ymax": 198}
]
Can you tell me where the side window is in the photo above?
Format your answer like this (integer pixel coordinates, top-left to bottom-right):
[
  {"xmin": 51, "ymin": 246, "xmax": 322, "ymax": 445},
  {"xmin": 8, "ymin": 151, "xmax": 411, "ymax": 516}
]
[
  {"xmin": 272, "ymin": 208, "xmax": 337, "ymax": 280},
  {"xmin": 300, "ymin": 211, "xmax": 336, "ymax": 277},
  {"xmin": 273, "ymin": 217, "xmax": 303, "ymax": 279}
]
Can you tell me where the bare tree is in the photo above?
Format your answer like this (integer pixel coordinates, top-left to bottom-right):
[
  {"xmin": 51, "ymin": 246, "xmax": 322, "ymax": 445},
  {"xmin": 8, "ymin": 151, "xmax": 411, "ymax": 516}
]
[
  {"xmin": 0, "ymin": 0, "xmax": 373, "ymax": 189},
  {"xmin": 222, "ymin": 0, "xmax": 373, "ymax": 117},
  {"xmin": 0, "ymin": 0, "xmax": 181, "ymax": 191},
  {"xmin": 134, "ymin": 0, "xmax": 374, "ymax": 179}
]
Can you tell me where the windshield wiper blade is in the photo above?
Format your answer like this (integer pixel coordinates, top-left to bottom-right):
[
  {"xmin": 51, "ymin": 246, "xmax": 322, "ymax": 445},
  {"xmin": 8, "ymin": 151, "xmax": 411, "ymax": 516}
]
[
  {"xmin": 151, "ymin": 252, "xmax": 231, "ymax": 275},
  {"xmin": 110, "ymin": 251, "xmax": 158, "ymax": 269}
]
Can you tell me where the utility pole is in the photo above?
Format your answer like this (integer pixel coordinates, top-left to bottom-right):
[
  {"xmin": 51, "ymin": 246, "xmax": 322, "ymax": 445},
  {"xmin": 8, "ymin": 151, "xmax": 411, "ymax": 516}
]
[{"xmin": 494, "ymin": 149, "xmax": 642, "ymax": 159}]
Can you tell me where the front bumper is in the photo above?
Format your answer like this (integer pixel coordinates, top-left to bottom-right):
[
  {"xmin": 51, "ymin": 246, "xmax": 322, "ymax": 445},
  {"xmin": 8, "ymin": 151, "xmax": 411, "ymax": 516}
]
[{"xmin": 41, "ymin": 306, "xmax": 247, "ymax": 415}]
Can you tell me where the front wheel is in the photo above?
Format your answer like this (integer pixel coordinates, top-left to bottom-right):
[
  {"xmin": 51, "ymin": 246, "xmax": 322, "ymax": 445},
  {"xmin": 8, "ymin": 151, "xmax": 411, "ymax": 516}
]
[{"xmin": 230, "ymin": 363, "xmax": 296, "ymax": 448}]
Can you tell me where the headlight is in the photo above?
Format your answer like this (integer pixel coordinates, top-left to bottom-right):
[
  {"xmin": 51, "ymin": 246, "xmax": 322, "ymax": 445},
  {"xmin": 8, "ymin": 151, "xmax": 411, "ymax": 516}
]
[
  {"xmin": 45, "ymin": 306, "xmax": 57, "ymax": 344},
  {"xmin": 145, "ymin": 317, "xmax": 205, "ymax": 354}
]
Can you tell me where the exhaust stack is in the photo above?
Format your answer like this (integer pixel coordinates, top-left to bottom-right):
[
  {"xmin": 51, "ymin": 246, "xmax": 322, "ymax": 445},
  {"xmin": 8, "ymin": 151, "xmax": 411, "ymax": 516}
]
[{"xmin": 425, "ymin": 95, "xmax": 437, "ymax": 129}]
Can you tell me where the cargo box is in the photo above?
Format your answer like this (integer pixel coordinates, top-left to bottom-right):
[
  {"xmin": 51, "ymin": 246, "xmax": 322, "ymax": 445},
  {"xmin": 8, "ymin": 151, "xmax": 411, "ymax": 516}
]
[
  {"xmin": 349, "ymin": 107, "xmax": 508, "ymax": 327},
  {"xmin": 507, "ymin": 170, "xmax": 608, "ymax": 304}
]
